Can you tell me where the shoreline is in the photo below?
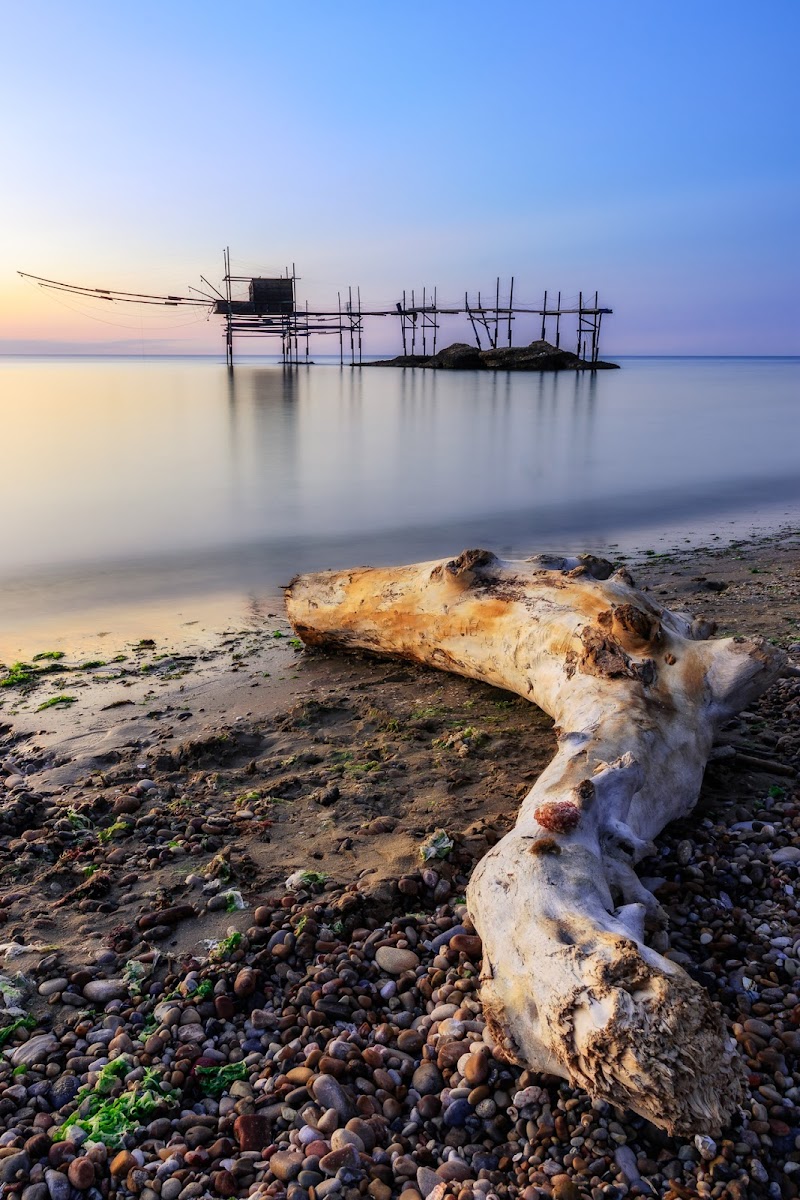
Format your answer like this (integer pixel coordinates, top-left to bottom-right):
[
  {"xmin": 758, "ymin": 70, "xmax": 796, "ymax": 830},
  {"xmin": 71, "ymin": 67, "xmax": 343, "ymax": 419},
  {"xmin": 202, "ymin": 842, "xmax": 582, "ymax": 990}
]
[
  {"xmin": 4, "ymin": 513, "xmax": 800, "ymax": 663},
  {"xmin": 1, "ymin": 530, "xmax": 799, "ymax": 1197}
]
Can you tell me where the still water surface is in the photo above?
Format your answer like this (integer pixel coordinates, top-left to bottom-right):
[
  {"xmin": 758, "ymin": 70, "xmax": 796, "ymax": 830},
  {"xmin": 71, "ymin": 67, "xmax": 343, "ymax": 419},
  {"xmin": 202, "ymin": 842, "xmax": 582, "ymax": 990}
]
[{"xmin": 2, "ymin": 356, "xmax": 799, "ymax": 642}]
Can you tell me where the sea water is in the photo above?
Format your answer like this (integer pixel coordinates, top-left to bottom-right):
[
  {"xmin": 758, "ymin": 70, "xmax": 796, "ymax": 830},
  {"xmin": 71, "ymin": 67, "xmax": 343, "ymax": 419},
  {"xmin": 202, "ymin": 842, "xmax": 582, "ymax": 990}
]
[{"xmin": 2, "ymin": 355, "xmax": 798, "ymax": 643}]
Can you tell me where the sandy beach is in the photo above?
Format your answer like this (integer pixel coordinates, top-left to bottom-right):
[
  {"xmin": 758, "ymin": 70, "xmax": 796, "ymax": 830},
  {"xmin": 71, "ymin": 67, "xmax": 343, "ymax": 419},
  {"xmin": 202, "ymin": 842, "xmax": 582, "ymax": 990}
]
[{"xmin": 0, "ymin": 530, "xmax": 799, "ymax": 1199}]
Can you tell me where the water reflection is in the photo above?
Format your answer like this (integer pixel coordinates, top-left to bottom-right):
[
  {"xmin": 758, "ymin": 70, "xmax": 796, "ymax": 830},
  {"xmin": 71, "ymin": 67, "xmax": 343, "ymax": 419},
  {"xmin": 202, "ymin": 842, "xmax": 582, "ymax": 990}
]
[{"xmin": 0, "ymin": 357, "xmax": 799, "ymax": 629}]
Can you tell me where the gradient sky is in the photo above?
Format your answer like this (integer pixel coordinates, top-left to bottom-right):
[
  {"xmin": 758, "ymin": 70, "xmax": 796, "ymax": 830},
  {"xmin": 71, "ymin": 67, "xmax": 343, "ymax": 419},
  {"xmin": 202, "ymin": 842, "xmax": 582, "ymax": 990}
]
[{"xmin": 1, "ymin": 1, "xmax": 798, "ymax": 355}]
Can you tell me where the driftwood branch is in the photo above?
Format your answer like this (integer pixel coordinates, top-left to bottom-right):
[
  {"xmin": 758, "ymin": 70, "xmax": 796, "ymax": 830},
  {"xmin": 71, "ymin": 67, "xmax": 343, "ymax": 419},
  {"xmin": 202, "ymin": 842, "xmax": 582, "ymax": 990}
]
[{"xmin": 285, "ymin": 549, "xmax": 785, "ymax": 1135}]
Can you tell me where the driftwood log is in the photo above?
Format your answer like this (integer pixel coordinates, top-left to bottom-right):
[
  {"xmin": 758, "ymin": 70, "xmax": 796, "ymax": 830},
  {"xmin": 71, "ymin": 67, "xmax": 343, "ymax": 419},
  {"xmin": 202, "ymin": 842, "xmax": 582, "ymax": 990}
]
[{"xmin": 285, "ymin": 549, "xmax": 786, "ymax": 1135}]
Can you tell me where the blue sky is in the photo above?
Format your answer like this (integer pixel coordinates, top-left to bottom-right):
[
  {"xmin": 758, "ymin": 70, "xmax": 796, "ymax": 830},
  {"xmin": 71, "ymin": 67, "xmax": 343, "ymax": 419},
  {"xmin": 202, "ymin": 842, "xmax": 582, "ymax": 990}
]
[{"xmin": 1, "ymin": 1, "xmax": 798, "ymax": 353}]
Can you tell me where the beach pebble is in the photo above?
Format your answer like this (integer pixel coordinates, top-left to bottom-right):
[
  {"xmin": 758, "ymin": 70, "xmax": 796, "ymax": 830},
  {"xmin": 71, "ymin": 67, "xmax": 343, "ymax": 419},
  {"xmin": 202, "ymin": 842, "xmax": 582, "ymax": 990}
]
[
  {"xmin": 38, "ymin": 978, "xmax": 68, "ymax": 997},
  {"xmin": 312, "ymin": 1073, "xmax": 351, "ymax": 1118},
  {"xmin": 82, "ymin": 979, "xmax": 126, "ymax": 1003},
  {"xmin": 12, "ymin": 1035, "xmax": 59, "ymax": 1067},
  {"xmin": 0, "ymin": 1151, "xmax": 30, "ymax": 1184},
  {"xmin": 463, "ymin": 1050, "xmax": 490, "ymax": 1085},
  {"xmin": 416, "ymin": 1167, "xmax": 441, "ymax": 1198},
  {"xmin": 44, "ymin": 1170, "xmax": 70, "ymax": 1200},
  {"xmin": 67, "ymin": 1158, "xmax": 94, "ymax": 1190},
  {"xmin": 232, "ymin": 1115, "xmax": 271, "ymax": 1152},
  {"xmin": 319, "ymin": 1145, "xmax": 360, "ymax": 1175},
  {"xmin": 773, "ymin": 846, "xmax": 800, "ymax": 864},
  {"xmin": 375, "ymin": 946, "xmax": 419, "ymax": 974},
  {"xmin": 269, "ymin": 1151, "xmax": 303, "ymax": 1182},
  {"xmin": 412, "ymin": 1062, "xmax": 443, "ymax": 1094}
]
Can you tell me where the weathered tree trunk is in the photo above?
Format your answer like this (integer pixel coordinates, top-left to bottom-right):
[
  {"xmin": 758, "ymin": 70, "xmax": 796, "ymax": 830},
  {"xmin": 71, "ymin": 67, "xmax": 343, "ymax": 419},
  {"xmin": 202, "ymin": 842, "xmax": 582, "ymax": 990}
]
[{"xmin": 285, "ymin": 549, "xmax": 785, "ymax": 1135}]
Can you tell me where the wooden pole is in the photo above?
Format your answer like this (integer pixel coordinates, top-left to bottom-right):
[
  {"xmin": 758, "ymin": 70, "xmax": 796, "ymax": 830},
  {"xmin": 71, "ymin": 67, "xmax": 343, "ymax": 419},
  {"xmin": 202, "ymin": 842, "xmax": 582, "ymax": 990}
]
[
  {"xmin": 541, "ymin": 290, "xmax": 547, "ymax": 342},
  {"xmin": 577, "ymin": 291, "xmax": 583, "ymax": 358},
  {"xmin": 494, "ymin": 276, "xmax": 500, "ymax": 349},
  {"xmin": 338, "ymin": 292, "xmax": 343, "ymax": 366},
  {"xmin": 507, "ymin": 276, "xmax": 514, "ymax": 347},
  {"xmin": 224, "ymin": 246, "xmax": 234, "ymax": 370},
  {"xmin": 348, "ymin": 286, "xmax": 355, "ymax": 366},
  {"xmin": 357, "ymin": 286, "xmax": 362, "ymax": 365},
  {"xmin": 422, "ymin": 286, "xmax": 427, "ymax": 357},
  {"xmin": 555, "ymin": 290, "xmax": 561, "ymax": 349},
  {"xmin": 433, "ymin": 286, "xmax": 438, "ymax": 356},
  {"xmin": 476, "ymin": 291, "xmax": 492, "ymax": 345},
  {"xmin": 411, "ymin": 289, "xmax": 416, "ymax": 356},
  {"xmin": 466, "ymin": 292, "xmax": 481, "ymax": 349},
  {"xmin": 400, "ymin": 290, "xmax": 408, "ymax": 356}
]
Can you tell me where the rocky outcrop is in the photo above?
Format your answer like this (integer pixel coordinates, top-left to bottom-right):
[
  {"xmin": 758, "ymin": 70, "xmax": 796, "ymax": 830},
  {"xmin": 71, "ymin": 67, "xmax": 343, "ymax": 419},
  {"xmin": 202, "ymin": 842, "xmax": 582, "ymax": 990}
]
[{"xmin": 368, "ymin": 339, "xmax": 618, "ymax": 371}]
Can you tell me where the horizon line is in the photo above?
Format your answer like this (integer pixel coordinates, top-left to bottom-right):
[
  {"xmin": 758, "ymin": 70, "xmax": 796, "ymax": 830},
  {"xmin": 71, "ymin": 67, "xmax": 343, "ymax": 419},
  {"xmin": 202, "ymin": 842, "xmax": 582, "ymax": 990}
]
[{"xmin": 1, "ymin": 351, "xmax": 800, "ymax": 361}]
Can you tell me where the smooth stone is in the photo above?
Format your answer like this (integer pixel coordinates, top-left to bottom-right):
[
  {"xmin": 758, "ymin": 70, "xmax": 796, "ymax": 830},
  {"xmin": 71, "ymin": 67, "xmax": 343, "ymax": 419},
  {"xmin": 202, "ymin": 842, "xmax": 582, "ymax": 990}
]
[
  {"xmin": 269, "ymin": 1151, "xmax": 303, "ymax": 1183},
  {"xmin": 319, "ymin": 1145, "xmax": 359, "ymax": 1175},
  {"xmin": 773, "ymin": 847, "xmax": 800, "ymax": 864},
  {"xmin": 330, "ymin": 1129, "xmax": 364, "ymax": 1153},
  {"xmin": 436, "ymin": 1160, "xmax": 473, "ymax": 1183},
  {"xmin": 416, "ymin": 1094, "xmax": 441, "ymax": 1120},
  {"xmin": 397, "ymin": 1029, "xmax": 424, "ymax": 1054},
  {"xmin": 317, "ymin": 1108, "xmax": 340, "ymax": 1135},
  {"xmin": 375, "ymin": 946, "xmax": 419, "ymax": 975},
  {"xmin": 437, "ymin": 1017, "xmax": 466, "ymax": 1039},
  {"xmin": 315, "ymin": 1182, "xmax": 342, "ymax": 1199},
  {"xmin": 436, "ymin": 1040, "xmax": 471, "ymax": 1069},
  {"xmin": 21, "ymin": 1185, "xmax": 48, "ymax": 1200},
  {"xmin": 177, "ymin": 1023, "xmax": 205, "ymax": 1043},
  {"xmin": 67, "ymin": 1158, "xmax": 94, "ymax": 1190},
  {"xmin": 463, "ymin": 1051, "xmax": 490, "ymax": 1086},
  {"xmin": 311, "ymin": 1074, "xmax": 351, "ymax": 1118},
  {"xmin": 411, "ymin": 1063, "xmax": 443, "ymax": 1095},
  {"xmin": 24, "ymin": 1134, "xmax": 50, "ymax": 1160},
  {"xmin": 450, "ymin": 934, "xmax": 482, "ymax": 956},
  {"xmin": 416, "ymin": 1166, "xmax": 440, "ymax": 1198},
  {"xmin": 428, "ymin": 1004, "xmax": 459, "ymax": 1021},
  {"xmin": 44, "ymin": 1170, "xmax": 70, "ymax": 1200},
  {"xmin": 82, "ymin": 979, "xmax": 126, "ymax": 1003},
  {"xmin": 0, "ymin": 1151, "xmax": 30, "ymax": 1184},
  {"xmin": 345, "ymin": 1117, "xmax": 375, "ymax": 1152},
  {"xmin": 232, "ymin": 1114, "xmax": 271, "ymax": 1152},
  {"xmin": 286, "ymin": 1066, "xmax": 314, "ymax": 1085},
  {"xmin": 430, "ymin": 927, "xmax": 466, "ymax": 952},
  {"xmin": 38, "ymin": 979, "xmax": 68, "ymax": 997},
  {"xmin": 614, "ymin": 1145, "xmax": 642, "ymax": 1182},
  {"xmin": 442, "ymin": 1098, "xmax": 472, "ymax": 1127},
  {"xmin": 12, "ymin": 1036, "xmax": 59, "ymax": 1067}
]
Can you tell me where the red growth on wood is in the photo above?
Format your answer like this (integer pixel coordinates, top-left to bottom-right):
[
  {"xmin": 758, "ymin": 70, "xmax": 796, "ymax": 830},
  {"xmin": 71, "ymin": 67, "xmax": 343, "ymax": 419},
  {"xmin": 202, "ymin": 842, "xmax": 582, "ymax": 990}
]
[{"xmin": 534, "ymin": 801, "xmax": 581, "ymax": 833}]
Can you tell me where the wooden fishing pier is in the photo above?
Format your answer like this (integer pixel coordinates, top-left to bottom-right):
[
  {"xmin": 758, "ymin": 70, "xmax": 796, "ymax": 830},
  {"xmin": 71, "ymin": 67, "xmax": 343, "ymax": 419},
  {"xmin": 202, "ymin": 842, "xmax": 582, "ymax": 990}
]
[{"xmin": 19, "ymin": 249, "xmax": 613, "ymax": 369}]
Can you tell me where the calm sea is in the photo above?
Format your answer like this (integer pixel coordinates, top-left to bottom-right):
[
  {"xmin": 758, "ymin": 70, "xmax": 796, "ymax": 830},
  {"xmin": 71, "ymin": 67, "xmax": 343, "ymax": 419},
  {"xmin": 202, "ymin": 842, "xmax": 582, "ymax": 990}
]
[{"xmin": 2, "ymin": 355, "xmax": 798, "ymax": 647}]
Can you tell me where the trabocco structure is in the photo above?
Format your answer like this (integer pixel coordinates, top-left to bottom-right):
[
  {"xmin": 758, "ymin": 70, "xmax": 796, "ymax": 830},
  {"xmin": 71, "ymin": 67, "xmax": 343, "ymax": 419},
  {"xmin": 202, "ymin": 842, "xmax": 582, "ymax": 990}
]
[{"xmin": 19, "ymin": 248, "xmax": 612, "ymax": 369}]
